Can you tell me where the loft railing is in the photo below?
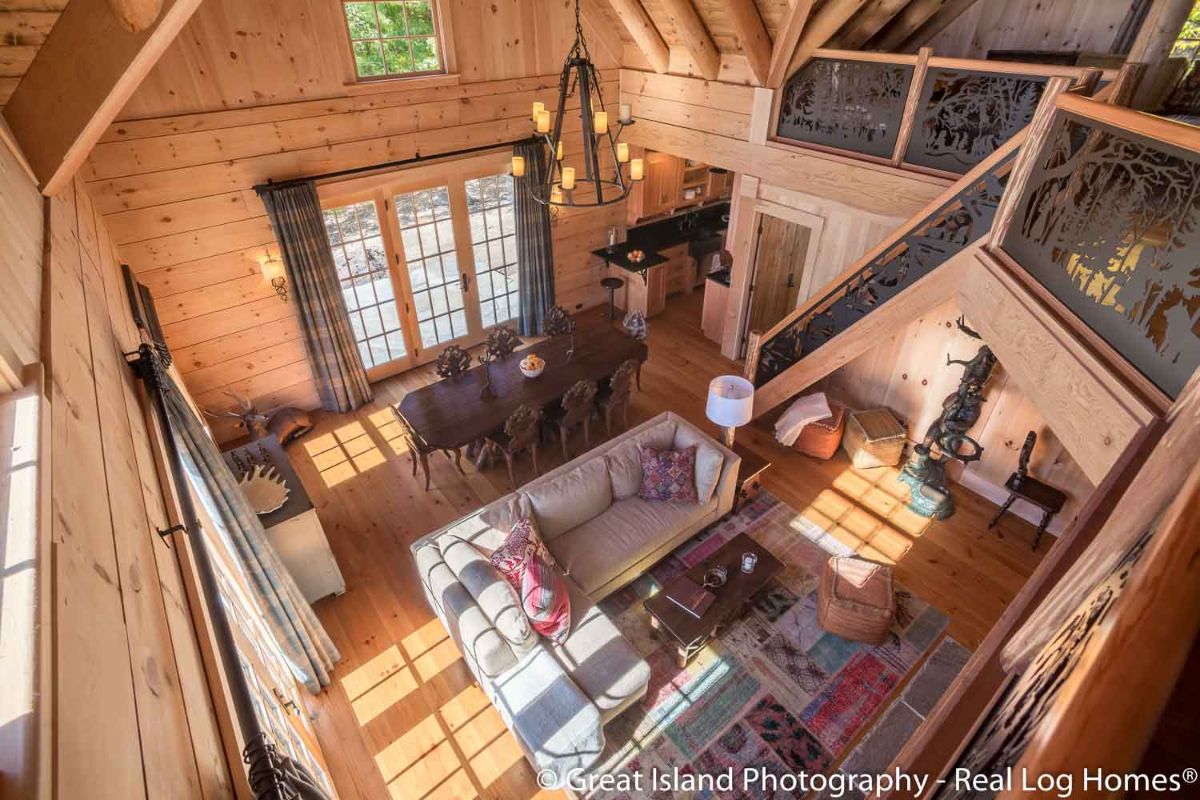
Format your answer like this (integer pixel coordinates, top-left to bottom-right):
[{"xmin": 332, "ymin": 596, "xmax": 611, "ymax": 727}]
[
  {"xmin": 993, "ymin": 93, "xmax": 1200, "ymax": 403},
  {"xmin": 772, "ymin": 48, "xmax": 1105, "ymax": 176}
]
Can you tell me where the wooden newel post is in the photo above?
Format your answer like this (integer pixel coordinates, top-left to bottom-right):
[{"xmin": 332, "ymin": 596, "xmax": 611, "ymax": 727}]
[
  {"xmin": 743, "ymin": 330, "xmax": 763, "ymax": 383},
  {"xmin": 1107, "ymin": 62, "xmax": 1148, "ymax": 107}
]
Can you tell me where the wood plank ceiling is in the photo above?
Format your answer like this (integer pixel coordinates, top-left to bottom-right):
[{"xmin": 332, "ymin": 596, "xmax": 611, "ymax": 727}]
[{"xmin": 0, "ymin": 1, "xmax": 67, "ymax": 105}]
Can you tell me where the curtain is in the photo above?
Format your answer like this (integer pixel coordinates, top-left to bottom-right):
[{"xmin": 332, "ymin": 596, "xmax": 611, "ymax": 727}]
[
  {"xmin": 513, "ymin": 141, "xmax": 556, "ymax": 336},
  {"xmin": 259, "ymin": 181, "xmax": 373, "ymax": 412},
  {"xmin": 162, "ymin": 372, "xmax": 341, "ymax": 693}
]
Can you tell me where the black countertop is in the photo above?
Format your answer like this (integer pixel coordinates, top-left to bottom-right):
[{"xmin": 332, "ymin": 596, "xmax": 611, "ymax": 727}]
[
  {"xmin": 593, "ymin": 201, "xmax": 731, "ymax": 271},
  {"xmin": 706, "ymin": 267, "xmax": 731, "ymax": 287}
]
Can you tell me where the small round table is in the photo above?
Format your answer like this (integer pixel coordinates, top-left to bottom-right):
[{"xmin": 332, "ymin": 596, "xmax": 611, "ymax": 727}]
[{"xmin": 600, "ymin": 276, "xmax": 625, "ymax": 320}]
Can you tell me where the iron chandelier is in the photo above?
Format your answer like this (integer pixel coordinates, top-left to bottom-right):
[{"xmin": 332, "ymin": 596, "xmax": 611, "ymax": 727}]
[{"xmin": 511, "ymin": 0, "xmax": 642, "ymax": 208}]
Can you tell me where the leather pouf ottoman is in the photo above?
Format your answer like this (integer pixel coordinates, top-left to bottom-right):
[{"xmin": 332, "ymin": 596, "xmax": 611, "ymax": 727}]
[
  {"xmin": 793, "ymin": 403, "xmax": 847, "ymax": 460},
  {"xmin": 817, "ymin": 556, "xmax": 895, "ymax": 645}
]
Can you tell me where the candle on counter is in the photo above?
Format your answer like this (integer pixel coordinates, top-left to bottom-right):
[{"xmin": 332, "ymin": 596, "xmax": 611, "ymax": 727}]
[
  {"xmin": 556, "ymin": 140, "xmax": 564, "ymax": 160},
  {"xmin": 618, "ymin": 103, "xmax": 632, "ymax": 124},
  {"xmin": 616, "ymin": 142, "xmax": 629, "ymax": 163},
  {"xmin": 531, "ymin": 101, "xmax": 545, "ymax": 122},
  {"xmin": 511, "ymin": 156, "xmax": 525, "ymax": 177},
  {"xmin": 561, "ymin": 167, "xmax": 576, "ymax": 191},
  {"xmin": 630, "ymin": 158, "xmax": 644, "ymax": 181},
  {"xmin": 593, "ymin": 110, "xmax": 608, "ymax": 134},
  {"xmin": 536, "ymin": 110, "xmax": 551, "ymax": 133}
]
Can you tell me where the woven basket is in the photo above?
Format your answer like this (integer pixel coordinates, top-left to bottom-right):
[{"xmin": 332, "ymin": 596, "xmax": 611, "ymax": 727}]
[
  {"xmin": 793, "ymin": 403, "xmax": 846, "ymax": 460},
  {"xmin": 843, "ymin": 408, "xmax": 907, "ymax": 468},
  {"xmin": 817, "ymin": 556, "xmax": 895, "ymax": 645}
]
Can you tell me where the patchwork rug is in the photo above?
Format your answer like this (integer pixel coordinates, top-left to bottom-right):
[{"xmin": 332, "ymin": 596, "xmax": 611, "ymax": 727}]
[{"xmin": 587, "ymin": 491, "xmax": 968, "ymax": 799}]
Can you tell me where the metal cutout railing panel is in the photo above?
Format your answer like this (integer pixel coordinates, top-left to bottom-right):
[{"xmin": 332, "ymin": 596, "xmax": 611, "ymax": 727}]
[
  {"xmin": 775, "ymin": 57, "xmax": 915, "ymax": 159},
  {"xmin": 753, "ymin": 152, "xmax": 1016, "ymax": 388},
  {"xmin": 1002, "ymin": 113, "xmax": 1200, "ymax": 399},
  {"xmin": 904, "ymin": 68, "xmax": 1047, "ymax": 173}
]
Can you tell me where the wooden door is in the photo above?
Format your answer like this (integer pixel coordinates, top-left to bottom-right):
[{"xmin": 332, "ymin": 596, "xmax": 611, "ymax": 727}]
[{"xmin": 746, "ymin": 215, "xmax": 812, "ymax": 334}]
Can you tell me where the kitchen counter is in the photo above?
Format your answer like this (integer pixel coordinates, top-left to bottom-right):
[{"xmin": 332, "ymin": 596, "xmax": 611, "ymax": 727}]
[{"xmin": 706, "ymin": 267, "xmax": 731, "ymax": 287}]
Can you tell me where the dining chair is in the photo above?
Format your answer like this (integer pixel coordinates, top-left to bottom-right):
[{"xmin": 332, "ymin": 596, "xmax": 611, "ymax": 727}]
[
  {"xmin": 485, "ymin": 326, "xmax": 521, "ymax": 359},
  {"xmin": 434, "ymin": 345, "xmax": 472, "ymax": 380},
  {"xmin": 543, "ymin": 305, "xmax": 576, "ymax": 337},
  {"xmin": 545, "ymin": 379, "xmax": 597, "ymax": 461},
  {"xmin": 485, "ymin": 403, "xmax": 543, "ymax": 490},
  {"xmin": 596, "ymin": 359, "xmax": 638, "ymax": 435},
  {"xmin": 393, "ymin": 407, "xmax": 465, "ymax": 491}
]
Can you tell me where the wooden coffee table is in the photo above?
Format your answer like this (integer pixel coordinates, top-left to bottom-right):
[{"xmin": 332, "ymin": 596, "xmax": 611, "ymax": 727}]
[{"xmin": 644, "ymin": 533, "xmax": 783, "ymax": 668}]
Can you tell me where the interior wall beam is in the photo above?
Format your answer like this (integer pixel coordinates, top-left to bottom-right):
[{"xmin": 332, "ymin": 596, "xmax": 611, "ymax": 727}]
[
  {"xmin": 657, "ymin": 0, "xmax": 721, "ymax": 80},
  {"xmin": 725, "ymin": 0, "xmax": 773, "ymax": 86},
  {"xmin": 766, "ymin": 0, "xmax": 815, "ymax": 88},
  {"xmin": 605, "ymin": 0, "xmax": 671, "ymax": 74},
  {"xmin": 3, "ymin": 0, "xmax": 205, "ymax": 196}
]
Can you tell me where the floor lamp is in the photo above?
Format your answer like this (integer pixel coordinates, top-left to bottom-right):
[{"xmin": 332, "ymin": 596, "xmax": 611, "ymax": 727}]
[{"xmin": 706, "ymin": 375, "xmax": 754, "ymax": 448}]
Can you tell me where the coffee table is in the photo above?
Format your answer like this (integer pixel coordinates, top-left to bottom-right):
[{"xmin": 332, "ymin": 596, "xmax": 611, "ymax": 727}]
[{"xmin": 644, "ymin": 533, "xmax": 783, "ymax": 668}]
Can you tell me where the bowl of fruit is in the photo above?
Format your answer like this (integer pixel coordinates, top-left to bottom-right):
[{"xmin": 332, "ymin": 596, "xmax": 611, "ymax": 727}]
[
  {"xmin": 519, "ymin": 353, "xmax": 546, "ymax": 378},
  {"xmin": 627, "ymin": 249, "xmax": 646, "ymax": 264}
]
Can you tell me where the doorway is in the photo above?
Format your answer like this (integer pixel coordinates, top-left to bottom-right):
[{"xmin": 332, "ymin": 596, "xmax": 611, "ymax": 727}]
[{"xmin": 746, "ymin": 214, "xmax": 813, "ymax": 335}]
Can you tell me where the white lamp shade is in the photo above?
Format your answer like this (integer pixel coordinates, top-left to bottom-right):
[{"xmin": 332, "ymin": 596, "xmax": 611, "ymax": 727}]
[{"xmin": 706, "ymin": 375, "xmax": 754, "ymax": 428}]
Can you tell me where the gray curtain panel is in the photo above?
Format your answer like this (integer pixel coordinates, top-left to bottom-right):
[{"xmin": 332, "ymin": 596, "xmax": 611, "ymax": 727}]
[
  {"xmin": 513, "ymin": 141, "xmax": 556, "ymax": 336},
  {"xmin": 162, "ymin": 372, "xmax": 341, "ymax": 693},
  {"xmin": 258, "ymin": 181, "xmax": 373, "ymax": 412}
]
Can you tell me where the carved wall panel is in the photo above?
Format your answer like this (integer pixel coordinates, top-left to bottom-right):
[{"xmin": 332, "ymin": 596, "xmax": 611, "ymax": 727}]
[
  {"xmin": 904, "ymin": 69, "xmax": 1046, "ymax": 174},
  {"xmin": 754, "ymin": 154, "xmax": 1014, "ymax": 387},
  {"xmin": 775, "ymin": 58, "xmax": 914, "ymax": 159},
  {"xmin": 1004, "ymin": 116, "xmax": 1200, "ymax": 398},
  {"xmin": 931, "ymin": 525, "xmax": 1155, "ymax": 800}
]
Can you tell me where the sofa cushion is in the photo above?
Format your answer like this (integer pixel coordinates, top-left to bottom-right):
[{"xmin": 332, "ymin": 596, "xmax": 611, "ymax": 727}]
[
  {"xmin": 673, "ymin": 423, "xmax": 726, "ymax": 504},
  {"xmin": 638, "ymin": 445, "xmax": 699, "ymax": 503},
  {"xmin": 480, "ymin": 493, "xmax": 532, "ymax": 534},
  {"xmin": 551, "ymin": 578, "xmax": 651, "ymax": 719},
  {"xmin": 605, "ymin": 419, "xmax": 679, "ymax": 499},
  {"xmin": 522, "ymin": 458, "xmax": 613, "ymax": 540},
  {"xmin": 489, "ymin": 648, "xmax": 603, "ymax": 786},
  {"xmin": 440, "ymin": 536, "xmax": 535, "ymax": 655},
  {"xmin": 550, "ymin": 497, "xmax": 715, "ymax": 595},
  {"xmin": 491, "ymin": 519, "xmax": 572, "ymax": 644},
  {"xmin": 414, "ymin": 542, "xmax": 516, "ymax": 677}
]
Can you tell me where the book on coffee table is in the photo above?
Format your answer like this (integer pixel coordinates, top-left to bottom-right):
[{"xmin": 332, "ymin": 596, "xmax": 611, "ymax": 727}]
[{"xmin": 665, "ymin": 577, "xmax": 715, "ymax": 619}]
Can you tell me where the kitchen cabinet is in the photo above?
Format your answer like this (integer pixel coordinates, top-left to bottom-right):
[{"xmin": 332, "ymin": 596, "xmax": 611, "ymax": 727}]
[{"xmin": 627, "ymin": 151, "xmax": 731, "ymax": 224}]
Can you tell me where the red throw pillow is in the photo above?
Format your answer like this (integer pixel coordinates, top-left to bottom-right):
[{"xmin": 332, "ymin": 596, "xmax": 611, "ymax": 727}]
[
  {"xmin": 489, "ymin": 518, "xmax": 571, "ymax": 644},
  {"xmin": 638, "ymin": 445, "xmax": 699, "ymax": 503}
]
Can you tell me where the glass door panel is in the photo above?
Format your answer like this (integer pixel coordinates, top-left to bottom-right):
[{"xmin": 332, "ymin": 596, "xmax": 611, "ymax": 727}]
[
  {"xmin": 323, "ymin": 200, "xmax": 410, "ymax": 370},
  {"xmin": 465, "ymin": 174, "xmax": 520, "ymax": 327},
  {"xmin": 393, "ymin": 185, "xmax": 470, "ymax": 349}
]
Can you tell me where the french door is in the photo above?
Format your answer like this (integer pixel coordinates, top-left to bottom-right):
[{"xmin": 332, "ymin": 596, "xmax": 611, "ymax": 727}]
[{"xmin": 320, "ymin": 154, "xmax": 520, "ymax": 380}]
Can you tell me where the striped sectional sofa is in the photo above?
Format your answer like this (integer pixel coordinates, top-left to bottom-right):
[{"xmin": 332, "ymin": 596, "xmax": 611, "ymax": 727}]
[{"xmin": 411, "ymin": 411, "xmax": 740, "ymax": 785}]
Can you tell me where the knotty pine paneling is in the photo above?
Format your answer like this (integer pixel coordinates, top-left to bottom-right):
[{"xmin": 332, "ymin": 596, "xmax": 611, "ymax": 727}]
[
  {"xmin": 89, "ymin": 74, "xmax": 626, "ymax": 441},
  {"xmin": 0, "ymin": 134, "xmax": 42, "ymax": 381}
]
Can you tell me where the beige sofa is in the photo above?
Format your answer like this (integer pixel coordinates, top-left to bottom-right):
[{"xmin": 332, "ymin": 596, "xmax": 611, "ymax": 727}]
[{"xmin": 411, "ymin": 412, "xmax": 740, "ymax": 783}]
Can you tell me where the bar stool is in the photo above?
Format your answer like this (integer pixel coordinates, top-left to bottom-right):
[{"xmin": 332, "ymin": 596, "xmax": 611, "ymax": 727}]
[{"xmin": 600, "ymin": 276, "xmax": 625, "ymax": 320}]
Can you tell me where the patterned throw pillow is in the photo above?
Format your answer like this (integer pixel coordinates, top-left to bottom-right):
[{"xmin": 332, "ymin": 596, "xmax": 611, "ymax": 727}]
[
  {"xmin": 489, "ymin": 518, "xmax": 571, "ymax": 644},
  {"xmin": 638, "ymin": 445, "xmax": 699, "ymax": 503}
]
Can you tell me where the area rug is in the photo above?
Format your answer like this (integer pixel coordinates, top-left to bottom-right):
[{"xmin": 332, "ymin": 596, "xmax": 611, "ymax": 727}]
[{"xmin": 586, "ymin": 491, "xmax": 966, "ymax": 799}]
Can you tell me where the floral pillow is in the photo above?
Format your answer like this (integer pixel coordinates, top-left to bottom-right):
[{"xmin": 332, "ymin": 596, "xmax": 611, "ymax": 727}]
[
  {"xmin": 489, "ymin": 518, "xmax": 571, "ymax": 644},
  {"xmin": 638, "ymin": 445, "xmax": 699, "ymax": 503}
]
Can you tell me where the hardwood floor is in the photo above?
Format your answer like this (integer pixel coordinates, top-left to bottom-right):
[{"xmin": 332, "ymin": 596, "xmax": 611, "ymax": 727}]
[{"xmin": 292, "ymin": 291, "xmax": 1049, "ymax": 800}]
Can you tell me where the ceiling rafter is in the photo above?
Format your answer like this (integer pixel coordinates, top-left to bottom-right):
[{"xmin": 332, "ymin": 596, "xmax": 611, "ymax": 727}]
[
  {"xmin": 782, "ymin": 0, "xmax": 872, "ymax": 79},
  {"xmin": 725, "ymin": 0, "xmax": 773, "ymax": 86},
  {"xmin": 766, "ymin": 0, "xmax": 815, "ymax": 88},
  {"xmin": 895, "ymin": 0, "xmax": 981, "ymax": 52},
  {"xmin": 658, "ymin": 0, "xmax": 721, "ymax": 80},
  {"xmin": 825, "ymin": 0, "xmax": 910, "ymax": 50},
  {"xmin": 606, "ymin": 0, "xmax": 671, "ymax": 73},
  {"xmin": 871, "ymin": 0, "xmax": 948, "ymax": 51}
]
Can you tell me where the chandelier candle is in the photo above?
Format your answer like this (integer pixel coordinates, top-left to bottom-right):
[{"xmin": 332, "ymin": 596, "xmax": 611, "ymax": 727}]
[
  {"xmin": 511, "ymin": 156, "xmax": 526, "ymax": 177},
  {"xmin": 515, "ymin": 0, "xmax": 640, "ymax": 208}
]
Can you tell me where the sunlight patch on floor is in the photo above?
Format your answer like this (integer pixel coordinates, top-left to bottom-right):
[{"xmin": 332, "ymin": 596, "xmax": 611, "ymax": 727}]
[
  {"xmin": 304, "ymin": 421, "xmax": 388, "ymax": 487},
  {"xmin": 353, "ymin": 666, "xmax": 419, "ymax": 726},
  {"xmin": 367, "ymin": 407, "xmax": 412, "ymax": 457}
]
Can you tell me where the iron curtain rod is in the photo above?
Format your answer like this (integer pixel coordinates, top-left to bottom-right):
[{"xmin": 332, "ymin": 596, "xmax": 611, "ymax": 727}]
[{"xmin": 252, "ymin": 136, "xmax": 538, "ymax": 194}]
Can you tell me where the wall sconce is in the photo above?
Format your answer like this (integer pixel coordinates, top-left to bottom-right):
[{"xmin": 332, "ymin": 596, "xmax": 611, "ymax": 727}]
[{"xmin": 260, "ymin": 252, "xmax": 288, "ymax": 301}]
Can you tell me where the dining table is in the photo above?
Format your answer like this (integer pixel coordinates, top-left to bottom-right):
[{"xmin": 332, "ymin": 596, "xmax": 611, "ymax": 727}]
[{"xmin": 395, "ymin": 322, "xmax": 649, "ymax": 452}]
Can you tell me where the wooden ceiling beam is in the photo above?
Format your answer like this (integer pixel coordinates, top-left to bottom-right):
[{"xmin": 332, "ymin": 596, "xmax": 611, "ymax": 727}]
[
  {"xmin": 765, "ymin": 0, "xmax": 815, "ymax": 89},
  {"xmin": 895, "ymin": 0, "xmax": 981, "ymax": 52},
  {"xmin": 871, "ymin": 0, "xmax": 947, "ymax": 51},
  {"xmin": 825, "ymin": 0, "xmax": 909, "ymax": 50},
  {"xmin": 658, "ymin": 0, "xmax": 721, "ymax": 81},
  {"xmin": 725, "ymin": 0, "xmax": 773, "ymax": 86},
  {"xmin": 605, "ymin": 0, "xmax": 670, "ymax": 74},
  {"xmin": 782, "ymin": 0, "xmax": 871, "ymax": 80},
  {"xmin": 3, "ymin": 0, "xmax": 204, "ymax": 195}
]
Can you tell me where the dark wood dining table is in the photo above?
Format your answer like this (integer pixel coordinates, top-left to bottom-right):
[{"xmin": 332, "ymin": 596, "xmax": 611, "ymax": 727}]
[{"xmin": 395, "ymin": 323, "xmax": 648, "ymax": 451}]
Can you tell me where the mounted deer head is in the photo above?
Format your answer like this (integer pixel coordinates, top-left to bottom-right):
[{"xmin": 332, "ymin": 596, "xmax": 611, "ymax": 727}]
[{"xmin": 203, "ymin": 391, "xmax": 277, "ymax": 441}]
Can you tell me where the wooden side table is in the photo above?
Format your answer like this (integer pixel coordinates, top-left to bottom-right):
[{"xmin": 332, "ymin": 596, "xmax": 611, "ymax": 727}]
[{"xmin": 732, "ymin": 443, "xmax": 771, "ymax": 512}]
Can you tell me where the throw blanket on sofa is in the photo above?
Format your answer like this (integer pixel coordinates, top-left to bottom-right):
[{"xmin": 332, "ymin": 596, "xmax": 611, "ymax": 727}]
[{"xmin": 774, "ymin": 392, "xmax": 832, "ymax": 447}]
